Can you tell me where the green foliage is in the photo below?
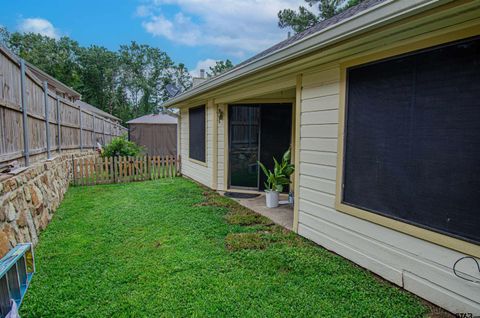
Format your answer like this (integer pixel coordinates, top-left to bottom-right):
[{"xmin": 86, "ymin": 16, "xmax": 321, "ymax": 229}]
[
  {"xmin": 0, "ymin": 28, "xmax": 193, "ymax": 123},
  {"xmin": 258, "ymin": 149, "xmax": 295, "ymax": 192},
  {"xmin": 278, "ymin": 0, "xmax": 364, "ymax": 33},
  {"xmin": 101, "ymin": 135, "xmax": 143, "ymax": 157},
  {"xmin": 7, "ymin": 32, "xmax": 82, "ymax": 89},
  {"xmin": 20, "ymin": 178, "xmax": 429, "ymax": 317},
  {"xmin": 0, "ymin": 26, "xmax": 10, "ymax": 46},
  {"xmin": 117, "ymin": 41, "xmax": 173, "ymax": 118},
  {"xmin": 77, "ymin": 45, "xmax": 122, "ymax": 119},
  {"xmin": 278, "ymin": 6, "xmax": 320, "ymax": 34},
  {"xmin": 207, "ymin": 59, "xmax": 234, "ymax": 77}
]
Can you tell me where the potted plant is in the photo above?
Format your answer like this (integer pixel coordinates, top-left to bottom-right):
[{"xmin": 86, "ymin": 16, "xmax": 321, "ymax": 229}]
[{"xmin": 258, "ymin": 149, "xmax": 295, "ymax": 208}]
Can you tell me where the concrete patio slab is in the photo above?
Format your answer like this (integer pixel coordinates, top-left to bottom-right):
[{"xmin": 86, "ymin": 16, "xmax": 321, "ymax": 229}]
[{"xmin": 225, "ymin": 193, "xmax": 294, "ymax": 230}]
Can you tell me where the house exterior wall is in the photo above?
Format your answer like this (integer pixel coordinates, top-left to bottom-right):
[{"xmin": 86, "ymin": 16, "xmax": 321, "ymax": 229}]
[
  {"xmin": 179, "ymin": 104, "xmax": 214, "ymax": 188},
  {"xmin": 297, "ymin": 66, "xmax": 480, "ymax": 314},
  {"xmin": 174, "ymin": 2, "xmax": 480, "ymax": 313}
]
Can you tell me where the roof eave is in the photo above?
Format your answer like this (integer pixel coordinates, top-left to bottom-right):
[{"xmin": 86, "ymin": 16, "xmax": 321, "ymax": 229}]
[{"xmin": 163, "ymin": 0, "xmax": 450, "ymax": 107}]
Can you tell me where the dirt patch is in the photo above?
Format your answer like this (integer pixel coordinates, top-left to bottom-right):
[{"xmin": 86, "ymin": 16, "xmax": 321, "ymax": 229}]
[{"xmin": 225, "ymin": 233, "xmax": 268, "ymax": 251}]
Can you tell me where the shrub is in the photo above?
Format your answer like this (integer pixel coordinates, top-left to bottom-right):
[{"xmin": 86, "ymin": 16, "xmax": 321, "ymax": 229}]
[{"xmin": 102, "ymin": 135, "xmax": 144, "ymax": 157}]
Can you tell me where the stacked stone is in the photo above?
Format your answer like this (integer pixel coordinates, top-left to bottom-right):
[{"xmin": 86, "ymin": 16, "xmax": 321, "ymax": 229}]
[{"xmin": 0, "ymin": 151, "xmax": 97, "ymax": 257}]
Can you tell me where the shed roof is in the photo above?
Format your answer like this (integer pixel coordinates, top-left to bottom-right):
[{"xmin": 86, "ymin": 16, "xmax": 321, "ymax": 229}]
[
  {"xmin": 75, "ymin": 100, "xmax": 121, "ymax": 122},
  {"xmin": 127, "ymin": 113, "xmax": 178, "ymax": 125}
]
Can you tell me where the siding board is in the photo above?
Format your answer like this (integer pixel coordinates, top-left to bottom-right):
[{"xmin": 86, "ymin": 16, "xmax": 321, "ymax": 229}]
[
  {"xmin": 180, "ymin": 105, "xmax": 214, "ymax": 187},
  {"xmin": 299, "ymin": 63, "xmax": 480, "ymax": 313}
]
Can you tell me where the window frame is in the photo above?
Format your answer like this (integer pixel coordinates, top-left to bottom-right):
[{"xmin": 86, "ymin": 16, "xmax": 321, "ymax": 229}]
[
  {"xmin": 188, "ymin": 105, "xmax": 207, "ymax": 165},
  {"xmin": 335, "ymin": 31, "xmax": 480, "ymax": 258}
]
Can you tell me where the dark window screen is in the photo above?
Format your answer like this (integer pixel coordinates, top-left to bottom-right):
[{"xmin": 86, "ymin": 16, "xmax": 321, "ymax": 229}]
[
  {"xmin": 189, "ymin": 105, "xmax": 206, "ymax": 162},
  {"xmin": 343, "ymin": 37, "xmax": 480, "ymax": 244}
]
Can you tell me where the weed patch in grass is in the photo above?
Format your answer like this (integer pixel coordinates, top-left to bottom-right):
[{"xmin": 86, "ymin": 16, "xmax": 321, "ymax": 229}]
[
  {"xmin": 224, "ymin": 209, "xmax": 273, "ymax": 226},
  {"xmin": 225, "ymin": 233, "xmax": 268, "ymax": 251}
]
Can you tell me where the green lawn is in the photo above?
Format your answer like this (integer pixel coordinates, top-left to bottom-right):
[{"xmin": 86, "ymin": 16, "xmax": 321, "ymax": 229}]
[{"xmin": 21, "ymin": 178, "xmax": 429, "ymax": 317}]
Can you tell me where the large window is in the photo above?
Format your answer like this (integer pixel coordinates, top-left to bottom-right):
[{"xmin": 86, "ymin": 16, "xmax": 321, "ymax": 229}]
[
  {"xmin": 342, "ymin": 37, "xmax": 480, "ymax": 244},
  {"xmin": 189, "ymin": 105, "xmax": 206, "ymax": 162}
]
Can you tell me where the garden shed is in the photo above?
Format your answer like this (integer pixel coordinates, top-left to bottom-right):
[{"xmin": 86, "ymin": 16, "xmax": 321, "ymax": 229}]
[{"xmin": 127, "ymin": 113, "xmax": 178, "ymax": 156}]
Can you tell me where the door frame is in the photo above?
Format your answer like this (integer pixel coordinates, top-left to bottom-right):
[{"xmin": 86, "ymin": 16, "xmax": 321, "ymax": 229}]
[
  {"xmin": 225, "ymin": 100, "xmax": 295, "ymax": 191},
  {"xmin": 228, "ymin": 104, "xmax": 261, "ymax": 191}
]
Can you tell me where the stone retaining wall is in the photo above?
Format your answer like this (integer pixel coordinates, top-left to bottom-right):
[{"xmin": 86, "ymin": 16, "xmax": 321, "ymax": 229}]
[{"xmin": 0, "ymin": 151, "xmax": 97, "ymax": 257}]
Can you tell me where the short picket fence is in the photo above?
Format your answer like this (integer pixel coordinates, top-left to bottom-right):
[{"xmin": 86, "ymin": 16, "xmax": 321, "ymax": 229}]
[{"xmin": 72, "ymin": 155, "xmax": 181, "ymax": 186}]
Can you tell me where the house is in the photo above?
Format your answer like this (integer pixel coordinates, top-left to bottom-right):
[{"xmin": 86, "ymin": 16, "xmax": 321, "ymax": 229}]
[
  {"xmin": 127, "ymin": 113, "xmax": 178, "ymax": 156},
  {"xmin": 163, "ymin": 0, "xmax": 480, "ymax": 314}
]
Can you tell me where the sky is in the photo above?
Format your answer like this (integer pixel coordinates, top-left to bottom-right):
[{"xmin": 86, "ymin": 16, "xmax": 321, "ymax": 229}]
[{"xmin": 0, "ymin": 0, "xmax": 304, "ymax": 76}]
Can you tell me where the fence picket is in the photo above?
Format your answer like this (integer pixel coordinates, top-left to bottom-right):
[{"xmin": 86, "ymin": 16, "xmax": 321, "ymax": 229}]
[
  {"xmin": 72, "ymin": 155, "xmax": 179, "ymax": 186},
  {"xmin": 95, "ymin": 158, "xmax": 100, "ymax": 184},
  {"xmin": 73, "ymin": 159, "xmax": 78, "ymax": 186},
  {"xmin": 113, "ymin": 156, "xmax": 117, "ymax": 183},
  {"xmin": 90, "ymin": 158, "xmax": 95, "ymax": 185},
  {"xmin": 80, "ymin": 158, "xmax": 85, "ymax": 186},
  {"xmin": 167, "ymin": 156, "xmax": 171, "ymax": 178},
  {"xmin": 128, "ymin": 157, "xmax": 133, "ymax": 182}
]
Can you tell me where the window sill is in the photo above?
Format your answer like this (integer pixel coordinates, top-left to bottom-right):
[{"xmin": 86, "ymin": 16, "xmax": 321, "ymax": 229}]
[{"xmin": 188, "ymin": 158, "xmax": 208, "ymax": 167}]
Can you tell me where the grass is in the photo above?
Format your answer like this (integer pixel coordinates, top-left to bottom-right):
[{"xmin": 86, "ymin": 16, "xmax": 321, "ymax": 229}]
[{"xmin": 21, "ymin": 178, "xmax": 430, "ymax": 317}]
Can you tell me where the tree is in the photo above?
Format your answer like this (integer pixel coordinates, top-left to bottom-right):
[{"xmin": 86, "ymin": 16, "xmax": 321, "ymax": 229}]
[
  {"xmin": 164, "ymin": 63, "xmax": 192, "ymax": 95},
  {"xmin": 278, "ymin": 0, "xmax": 364, "ymax": 34},
  {"xmin": 117, "ymin": 41, "xmax": 176, "ymax": 119},
  {"xmin": 0, "ymin": 27, "xmax": 193, "ymax": 123},
  {"xmin": 7, "ymin": 32, "xmax": 82, "ymax": 89},
  {"xmin": 207, "ymin": 59, "xmax": 234, "ymax": 77},
  {"xmin": 77, "ymin": 45, "xmax": 120, "ymax": 115},
  {"xmin": 0, "ymin": 27, "xmax": 10, "ymax": 47}
]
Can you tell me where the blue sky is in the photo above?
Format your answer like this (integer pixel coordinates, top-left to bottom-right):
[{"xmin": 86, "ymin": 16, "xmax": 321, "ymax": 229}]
[{"xmin": 0, "ymin": 0, "xmax": 303, "ymax": 76}]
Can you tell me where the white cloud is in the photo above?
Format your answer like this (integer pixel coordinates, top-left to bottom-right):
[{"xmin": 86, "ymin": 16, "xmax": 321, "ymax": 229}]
[
  {"xmin": 135, "ymin": 5, "xmax": 152, "ymax": 17},
  {"xmin": 18, "ymin": 18, "xmax": 60, "ymax": 39},
  {"xmin": 138, "ymin": 0, "xmax": 304, "ymax": 56}
]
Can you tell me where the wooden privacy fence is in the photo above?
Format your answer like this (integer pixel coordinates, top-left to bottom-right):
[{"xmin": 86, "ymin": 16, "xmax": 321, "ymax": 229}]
[
  {"xmin": 0, "ymin": 46, "xmax": 127, "ymax": 166},
  {"xmin": 72, "ymin": 155, "xmax": 181, "ymax": 186}
]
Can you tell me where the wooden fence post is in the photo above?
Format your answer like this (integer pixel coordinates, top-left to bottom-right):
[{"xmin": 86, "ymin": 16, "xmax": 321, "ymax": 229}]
[
  {"xmin": 20, "ymin": 59, "xmax": 30, "ymax": 166},
  {"xmin": 43, "ymin": 81, "xmax": 51, "ymax": 159},
  {"xmin": 113, "ymin": 156, "xmax": 117, "ymax": 183},
  {"xmin": 102, "ymin": 118, "xmax": 106, "ymax": 145},
  {"xmin": 79, "ymin": 104, "xmax": 83, "ymax": 151},
  {"xmin": 92, "ymin": 114, "xmax": 96, "ymax": 149},
  {"xmin": 56, "ymin": 97, "xmax": 61, "ymax": 153},
  {"xmin": 147, "ymin": 155, "xmax": 151, "ymax": 180}
]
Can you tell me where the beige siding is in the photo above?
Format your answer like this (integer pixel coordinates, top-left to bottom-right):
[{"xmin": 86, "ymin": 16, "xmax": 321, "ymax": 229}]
[
  {"xmin": 170, "ymin": 5, "xmax": 480, "ymax": 313},
  {"xmin": 179, "ymin": 104, "xmax": 214, "ymax": 187},
  {"xmin": 298, "ymin": 67, "xmax": 480, "ymax": 314}
]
